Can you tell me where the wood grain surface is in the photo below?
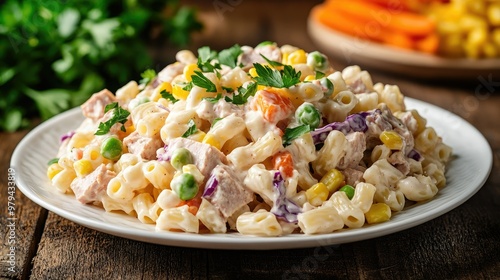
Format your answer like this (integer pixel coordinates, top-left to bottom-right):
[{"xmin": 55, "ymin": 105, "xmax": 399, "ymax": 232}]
[{"xmin": 1, "ymin": 1, "xmax": 500, "ymax": 279}]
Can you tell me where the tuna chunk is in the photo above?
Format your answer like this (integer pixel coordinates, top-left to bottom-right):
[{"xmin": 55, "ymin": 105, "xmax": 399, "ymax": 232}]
[
  {"xmin": 81, "ymin": 89, "xmax": 117, "ymax": 121},
  {"xmin": 205, "ymin": 165, "xmax": 254, "ymax": 218},
  {"xmin": 71, "ymin": 164, "xmax": 116, "ymax": 204},
  {"xmin": 123, "ymin": 131, "xmax": 164, "ymax": 160},
  {"xmin": 237, "ymin": 45, "xmax": 282, "ymax": 69},
  {"xmin": 342, "ymin": 167, "xmax": 365, "ymax": 186},
  {"xmin": 338, "ymin": 132, "xmax": 366, "ymax": 169},
  {"xmin": 166, "ymin": 138, "xmax": 228, "ymax": 179}
]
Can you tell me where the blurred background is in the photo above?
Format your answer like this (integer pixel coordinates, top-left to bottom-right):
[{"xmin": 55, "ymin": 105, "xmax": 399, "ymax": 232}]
[{"xmin": 1, "ymin": 0, "xmax": 498, "ymax": 132}]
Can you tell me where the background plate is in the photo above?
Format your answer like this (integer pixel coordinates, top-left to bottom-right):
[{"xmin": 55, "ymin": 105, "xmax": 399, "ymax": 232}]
[
  {"xmin": 308, "ymin": 6, "xmax": 500, "ymax": 80},
  {"xmin": 11, "ymin": 98, "xmax": 492, "ymax": 250}
]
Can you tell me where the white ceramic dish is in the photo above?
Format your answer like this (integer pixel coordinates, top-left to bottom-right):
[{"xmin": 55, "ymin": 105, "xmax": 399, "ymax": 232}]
[
  {"xmin": 307, "ymin": 6, "xmax": 500, "ymax": 79},
  {"xmin": 11, "ymin": 98, "xmax": 492, "ymax": 250}
]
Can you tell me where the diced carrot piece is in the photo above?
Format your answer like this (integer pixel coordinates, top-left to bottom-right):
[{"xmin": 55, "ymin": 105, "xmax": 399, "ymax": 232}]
[
  {"xmin": 272, "ymin": 151, "xmax": 294, "ymax": 178},
  {"xmin": 250, "ymin": 90, "xmax": 294, "ymax": 124}
]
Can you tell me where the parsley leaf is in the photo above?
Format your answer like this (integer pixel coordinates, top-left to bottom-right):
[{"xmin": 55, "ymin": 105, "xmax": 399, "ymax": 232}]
[
  {"xmin": 191, "ymin": 71, "xmax": 217, "ymax": 92},
  {"xmin": 160, "ymin": 90, "xmax": 179, "ymax": 103},
  {"xmin": 315, "ymin": 71, "xmax": 325, "ymax": 79},
  {"xmin": 253, "ymin": 63, "xmax": 284, "ymax": 88},
  {"xmin": 95, "ymin": 102, "xmax": 130, "ymax": 135},
  {"xmin": 182, "ymin": 119, "xmax": 198, "ymax": 138},
  {"xmin": 282, "ymin": 124, "xmax": 310, "ymax": 146},
  {"xmin": 225, "ymin": 82, "xmax": 257, "ymax": 105},
  {"xmin": 182, "ymin": 82, "xmax": 193, "ymax": 91},
  {"xmin": 282, "ymin": 65, "xmax": 302, "ymax": 88},
  {"xmin": 140, "ymin": 69, "xmax": 156, "ymax": 86},
  {"xmin": 203, "ymin": 93, "xmax": 223, "ymax": 103},
  {"xmin": 48, "ymin": 158, "xmax": 59, "ymax": 165},
  {"xmin": 260, "ymin": 54, "xmax": 283, "ymax": 67},
  {"xmin": 197, "ymin": 46, "xmax": 220, "ymax": 72},
  {"xmin": 218, "ymin": 44, "xmax": 243, "ymax": 68},
  {"xmin": 253, "ymin": 63, "xmax": 301, "ymax": 88}
]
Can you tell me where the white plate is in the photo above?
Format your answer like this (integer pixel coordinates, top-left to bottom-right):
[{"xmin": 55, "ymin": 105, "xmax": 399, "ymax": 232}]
[
  {"xmin": 11, "ymin": 98, "xmax": 492, "ymax": 250},
  {"xmin": 307, "ymin": 6, "xmax": 500, "ymax": 79}
]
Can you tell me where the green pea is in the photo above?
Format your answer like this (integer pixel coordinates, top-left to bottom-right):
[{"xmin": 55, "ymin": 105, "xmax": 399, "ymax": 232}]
[
  {"xmin": 320, "ymin": 77, "xmax": 334, "ymax": 97},
  {"xmin": 339, "ymin": 185, "xmax": 355, "ymax": 200},
  {"xmin": 100, "ymin": 137, "xmax": 123, "ymax": 161},
  {"xmin": 170, "ymin": 148, "xmax": 193, "ymax": 170},
  {"xmin": 295, "ymin": 103, "xmax": 321, "ymax": 130},
  {"xmin": 307, "ymin": 51, "xmax": 329, "ymax": 72},
  {"xmin": 171, "ymin": 173, "xmax": 199, "ymax": 200}
]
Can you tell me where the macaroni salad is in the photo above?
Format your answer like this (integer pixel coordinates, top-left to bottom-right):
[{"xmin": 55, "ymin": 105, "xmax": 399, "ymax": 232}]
[{"xmin": 47, "ymin": 43, "xmax": 452, "ymax": 236}]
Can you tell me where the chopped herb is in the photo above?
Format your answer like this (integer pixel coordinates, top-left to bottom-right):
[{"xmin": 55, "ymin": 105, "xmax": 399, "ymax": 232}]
[
  {"xmin": 315, "ymin": 71, "xmax": 325, "ymax": 79},
  {"xmin": 95, "ymin": 102, "xmax": 130, "ymax": 135},
  {"xmin": 222, "ymin": 86, "xmax": 234, "ymax": 93},
  {"xmin": 139, "ymin": 69, "xmax": 156, "ymax": 86},
  {"xmin": 282, "ymin": 124, "xmax": 311, "ymax": 146},
  {"xmin": 160, "ymin": 90, "xmax": 179, "ymax": 103},
  {"xmin": 218, "ymin": 44, "xmax": 243, "ymax": 68},
  {"xmin": 48, "ymin": 158, "xmax": 59, "ymax": 165},
  {"xmin": 253, "ymin": 63, "xmax": 301, "ymax": 88},
  {"xmin": 225, "ymin": 82, "xmax": 257, "ymax": 105},
  {"xmin": 260, "ymin": 54, "xmax": 283, "ymax": 67},
  {"xmin": 281, "ymin": 65, "xmax": 302, "ymax": 88},
  {"xmin": 203, "ymin": 93, "xmax": 223, "ymax": 103},
  {"xmin": 197, "ymin": 46, "xmax": 220, "ymax": 72},
  {"xmin": 182, "ymin": 119, "xmax": 198, "ymax": 138},
  {"xmin": 191, "ymin": 71, "xmax": 217, "ymax": 92},
  {"xmin": 182, "ymin": 82, "xmax": 193, "ymax": 91}
]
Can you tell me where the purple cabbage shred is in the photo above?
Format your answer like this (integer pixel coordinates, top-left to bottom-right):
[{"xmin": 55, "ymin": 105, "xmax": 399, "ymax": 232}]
[
  {"xmin": 271, "ymin": 172, "xmax": 301, "ymax": 223},
  {"xmin": 311, "ymin": 111, "xmax": 372, "ymax": 144},
  {"xmin": 202, "ymin": 175, "xmax": 218, "ymax": 198},
  {"xmin": 60, "ymin": 131, "xmax": 75, "ymax": 142},
  {"xmin": 407, "ymin": 149, "xmax": 422, "ymax": 161}
]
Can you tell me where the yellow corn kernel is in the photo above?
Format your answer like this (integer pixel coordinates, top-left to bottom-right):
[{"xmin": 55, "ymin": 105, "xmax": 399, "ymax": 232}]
[
  {"xmin": 73, "ymin": 160, "xmax": 93, "ymax": 177},
  {"xmin": 365, "ymin": 203, "xmax": 391, "ymax": 224},
  {"xmin": 202, "ymin": 133, "xmax": 221, "ymax": 150},
  {"xmin": 304, "ymin": 75, "xmax": 315, "ymax": 82},
  {"xmin": 190, "ymin": 130, "xmax": 206, "ymax": 142},
  {"xmin": 287, "ymin": 49, "xmax": 307, "ymax": 65},
  {"xmin": 281, "ymin": 52, "xmax": 289, "ymax": 65},
  {"xmin": 151, "ymin": 82, "xmax": 173, "ymax": 102},
  {"xmin": 379, "ymin": 131, "xmax": 404, "ymax": 150},
  {"xmin": 47, "ymin": 163, "xmax": 63, "ymax": 180},
  {"xmin": 125, "ymin": 124, "xmax": 135, "ymax": 136},
  {"xmin": 467, "ymin": 27, "xmax": 488, "ymax": 46},
  {"xmin": 488, "ymin": 3, "xmax": 500, "ymax": 26},
  {"xmin": 320, "ymin": 169, "xmax": 345, "ymax": 192},
  {"xmin": 172, "ymin": 83, "xmax": 190, "ymax": 100},
  {"xmin": 305, "ymin": 182, "xmax": 329, "ymax": 206},
  {"xmin": 183, "ymin": 63, "xmax": 200, "ymax": 82},
  {"xmin": 249, "ymin": 67, "xmax": 258, "ymax": 78}
]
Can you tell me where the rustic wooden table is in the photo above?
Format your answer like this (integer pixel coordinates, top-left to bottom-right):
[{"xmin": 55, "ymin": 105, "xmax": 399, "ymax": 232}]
[{"xmin": 2, "ymin": 1, "xmax": 500, "ymax": 279}]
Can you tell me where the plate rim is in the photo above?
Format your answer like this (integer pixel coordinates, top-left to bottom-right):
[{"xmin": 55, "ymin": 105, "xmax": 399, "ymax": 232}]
[{"xmin": 11, "ymin": 97, "xmax": 493, "ymax": 250}]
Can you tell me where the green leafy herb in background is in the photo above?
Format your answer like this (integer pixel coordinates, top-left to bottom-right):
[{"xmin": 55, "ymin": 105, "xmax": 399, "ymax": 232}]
[{"xmin": 0, "ymin": 0, "xmax": 202, "ymax": 131}]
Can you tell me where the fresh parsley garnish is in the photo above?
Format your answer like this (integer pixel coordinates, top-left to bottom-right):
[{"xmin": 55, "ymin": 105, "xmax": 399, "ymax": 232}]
[
  {"xmin": 253, "ymin": 63, "xmax": 301, "ymax": 88},
  {"xmin": 315, "ymin": 71, "xmax": 325, "ymax": 79},
  {"xmin": 182, "ymin": 82, "xmax": 193, "ymax": 91},
  {"xmin": 260, "ymin": 54, "xmax": 283, "ymax": 67},
  {"xmin": 222, "ymin": 86, "xmax": 234, "ymax": 93},
  {"xmin": 203, "ymin": 93, "xmax": 223, "ymax": 103},
  {"xmin": 225, "ymin": 82, "xmax": 257, "ymax": 105},
  {"xmin": 212, "ymin": 117, "xmax": 223, "ymax": 127},
  {"xmin": 282, "ymin": 124, "xmax": 310, "ymax": 146},
  {"xmin": 218, "ymin": 44, "xmax": 243, "ymax": 68},
  {"xmin": 182, "ymin": 119, "xmax": 198, "ymax": 138},
  {"xmin": 139, "ymin": 69, "xmax": 156, "ymax": 86},
  {"xmin": 197, "ymin": 46, "xmax": 220, "ymax": 72},
  {"xmin": 95, "ymin": 102, "xmax": 130, "ymax": 135},
  {"xmin": 191, "ymin": 71, "xmax": 217, "ymax": 92},
  {"xmin": 48, "ymin": 158, "xmax": 59, "ymax": 165},
  {"xmin": 160, "ymin": 90, "xmax": 179, "ymax": 103}
]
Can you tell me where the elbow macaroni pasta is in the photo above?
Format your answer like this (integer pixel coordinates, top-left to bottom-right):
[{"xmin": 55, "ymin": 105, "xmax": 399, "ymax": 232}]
[{"xmin": 47, "ymin": 43, "xmax": 452, "ymax": 236}]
